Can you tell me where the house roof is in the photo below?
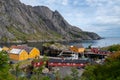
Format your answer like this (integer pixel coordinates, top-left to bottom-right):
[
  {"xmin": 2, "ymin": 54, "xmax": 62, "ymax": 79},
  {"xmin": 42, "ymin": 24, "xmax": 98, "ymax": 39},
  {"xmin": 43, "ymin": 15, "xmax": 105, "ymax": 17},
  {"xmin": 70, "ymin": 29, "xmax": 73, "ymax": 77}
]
[
  {"xmin": 11, "ymin": 45, "xmax": 33, "ymax": 53},
  {"xmin": 48, "ymin": 59, "xmax": 89, "ymax": 64},
  {"xmin": 9, "ymin": 48, "xmax": 23, "ymax": 54},
  {"xmin": 99, "ymin": 50, "xmax": 109, "ymax": 53}
]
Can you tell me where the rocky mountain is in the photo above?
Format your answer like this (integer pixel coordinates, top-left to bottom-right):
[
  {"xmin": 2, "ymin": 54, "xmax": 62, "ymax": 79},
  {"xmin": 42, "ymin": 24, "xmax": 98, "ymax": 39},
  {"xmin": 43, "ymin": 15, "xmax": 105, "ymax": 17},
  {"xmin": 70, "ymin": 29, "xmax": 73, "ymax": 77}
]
[{"xmin": 0, "ymin": 0, "xmax": 101, "ymax": 42}]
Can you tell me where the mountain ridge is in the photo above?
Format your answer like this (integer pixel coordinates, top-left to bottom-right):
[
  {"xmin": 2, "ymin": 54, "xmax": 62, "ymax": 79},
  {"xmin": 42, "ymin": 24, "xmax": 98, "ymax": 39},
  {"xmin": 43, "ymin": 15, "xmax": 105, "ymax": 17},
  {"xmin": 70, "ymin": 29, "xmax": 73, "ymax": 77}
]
[{"xmin": 0, "ymin": 0, "xmax": 101, "ymax": 43}]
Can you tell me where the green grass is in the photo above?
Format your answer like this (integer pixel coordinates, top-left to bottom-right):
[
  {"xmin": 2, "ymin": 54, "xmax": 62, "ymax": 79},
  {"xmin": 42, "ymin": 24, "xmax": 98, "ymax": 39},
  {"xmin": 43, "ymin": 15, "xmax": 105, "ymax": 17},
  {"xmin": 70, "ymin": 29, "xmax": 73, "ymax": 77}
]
[
  {"xmin": 6, "ymin": 25, "xmax": 65, "ymax": 42},
  {"xmin": 101, "ymin": 44, "xmax": 120, "ymax": 52},
  {"xmin": 12, "ymin": 59, "xmax": 32, "ymax": 69},
  {"xmin": 7, "ymin": 27, "xmax": 27, "ymax": 41}
]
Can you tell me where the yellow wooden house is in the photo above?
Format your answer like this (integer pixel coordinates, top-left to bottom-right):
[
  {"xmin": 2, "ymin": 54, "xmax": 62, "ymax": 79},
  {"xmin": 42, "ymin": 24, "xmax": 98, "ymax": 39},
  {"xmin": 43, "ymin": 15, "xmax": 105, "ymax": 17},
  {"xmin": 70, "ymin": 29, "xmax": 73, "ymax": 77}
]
[
  {"xmin": 9, "ymin": 48, "xmax": 28, "ymax": 61},
  {"xmin": 10, "ymin": 45, "xmax": 40, "ymax": 59},
  {"xmin": 69, "ymin": 45, "xmax": 85, "ymax": 53},
  {"xmin": 28, "ymin": 47, "xmax": 40, "ymax": 59}
]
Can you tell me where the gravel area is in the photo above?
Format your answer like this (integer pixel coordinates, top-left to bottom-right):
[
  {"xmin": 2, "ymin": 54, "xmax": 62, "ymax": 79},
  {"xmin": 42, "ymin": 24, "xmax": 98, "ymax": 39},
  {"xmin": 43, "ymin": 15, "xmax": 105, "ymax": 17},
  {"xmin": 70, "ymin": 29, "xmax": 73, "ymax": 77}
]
[{"xmin": 52, "ymin": 66, "xmax": 84, "ymax": 78}]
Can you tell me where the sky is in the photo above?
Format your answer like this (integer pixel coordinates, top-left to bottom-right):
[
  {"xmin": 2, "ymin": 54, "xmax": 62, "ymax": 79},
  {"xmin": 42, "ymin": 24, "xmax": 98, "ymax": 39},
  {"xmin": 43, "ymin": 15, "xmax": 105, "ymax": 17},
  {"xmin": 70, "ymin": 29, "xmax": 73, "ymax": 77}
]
[{"xmin": 20, "ymin": 0, "xmax": 120, "ymax": 37}]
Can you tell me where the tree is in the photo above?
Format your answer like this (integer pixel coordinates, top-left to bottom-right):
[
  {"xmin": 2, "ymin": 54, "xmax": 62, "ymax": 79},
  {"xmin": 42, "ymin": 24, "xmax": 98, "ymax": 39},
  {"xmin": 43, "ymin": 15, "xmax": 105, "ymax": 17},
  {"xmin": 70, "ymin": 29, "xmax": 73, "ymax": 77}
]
[
  {"xmin": 81, "ymin": 51, "xmax": 120, "ymax": 80},
  {"xmin": 18, "ymin": 77, "xmax": 28, "ymax": 80},
  {"xmin": 42, "ymin": 55, "xmax": 49, "ymax": 62},
  {"xmin": 88, "ymin": 44, "xmax": 92, "ymax": 49},
  {"xmin": 0, "ymin": 51, "xmax": 15, "ymax": 80},
  {"xmin": 71, "ymin": 67, "xmax": 80, "ymax": 80},
  {"xmin": 0, "ymin": 50, "xmax": 9, "ymax": 70},
  {"xmin": 63, "ymin": 75, "xmax": 72, "ymax": 80},
  {"xmin": 108, "ymin": 44, "xmax": 120, "ymax": 52},
  {"xmin": 14, "ymin": 63, "xmax": 21, "ymax": 80},
  {"xmin": 33, "ymin": 66, "xmax": 44, "ymax": 80},
  {"xmin": 31, "ymin": 66, "xmax": 51, "ymax": 80},
  {"xmin": 30, "ymin": 56, "xmax": 51, "ymax": 80},
  {"xmin": 54, "ymin": 70, "xmax": 61, "ymax": 80},
  {"xmin": 40, "ymin": 76, "xmax": 51, "ymax": 80}
]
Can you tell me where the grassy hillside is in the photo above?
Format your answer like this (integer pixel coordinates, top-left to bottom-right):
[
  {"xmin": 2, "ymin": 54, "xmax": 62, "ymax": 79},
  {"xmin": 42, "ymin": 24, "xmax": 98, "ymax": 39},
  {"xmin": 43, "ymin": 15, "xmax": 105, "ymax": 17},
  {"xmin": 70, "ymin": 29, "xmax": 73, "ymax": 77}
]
[{"xmin": 102, "ymin": 44, "xmax": 120, "ymax": 52}]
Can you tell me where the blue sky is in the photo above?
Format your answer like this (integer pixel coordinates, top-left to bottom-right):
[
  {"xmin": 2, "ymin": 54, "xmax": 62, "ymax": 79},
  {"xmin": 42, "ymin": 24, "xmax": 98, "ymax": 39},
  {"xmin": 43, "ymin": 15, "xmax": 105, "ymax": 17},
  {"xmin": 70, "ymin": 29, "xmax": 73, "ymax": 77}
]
[{"xmin": 20, "ymin": 0, "xmax": 120, "ymax": 37}]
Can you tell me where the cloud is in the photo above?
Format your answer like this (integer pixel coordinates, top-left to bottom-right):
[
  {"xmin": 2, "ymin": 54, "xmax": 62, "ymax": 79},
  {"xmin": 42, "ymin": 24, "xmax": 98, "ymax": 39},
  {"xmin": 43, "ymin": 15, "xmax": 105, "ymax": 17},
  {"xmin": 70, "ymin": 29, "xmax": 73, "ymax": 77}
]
[
  {"xmin": 95, "ymin": 16, "xmax": 120, "ymax": 25},
  {"xmin": 73, "ymin": 0, "xmax": 78, "ymax": 5},
  {"xmin": 62, "ymin": 0, "xmax": 68, "ymax": 5},
  {"xmin": 20, "ymin": 0, "xmax": 120, "ymax": 37},
  {"xmin": 20, "ymin": 0, "xmax": 40, "ymax": 6}
]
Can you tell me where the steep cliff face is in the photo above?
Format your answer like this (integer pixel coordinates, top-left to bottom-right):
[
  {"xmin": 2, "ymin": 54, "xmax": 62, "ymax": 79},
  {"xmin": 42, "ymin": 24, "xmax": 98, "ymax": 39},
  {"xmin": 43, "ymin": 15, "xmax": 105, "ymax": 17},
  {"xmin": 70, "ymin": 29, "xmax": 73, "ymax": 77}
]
[{"xmin": 0, "ymin": 0, "xmax": 101, "ymax": 42}]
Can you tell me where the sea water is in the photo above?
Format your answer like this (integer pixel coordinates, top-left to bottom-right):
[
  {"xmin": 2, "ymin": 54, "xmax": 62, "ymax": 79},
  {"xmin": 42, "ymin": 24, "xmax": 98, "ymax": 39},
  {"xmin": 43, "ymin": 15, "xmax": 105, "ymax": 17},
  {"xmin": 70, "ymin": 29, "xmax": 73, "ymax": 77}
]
[{"xmin": 70, "ymin": 37, "xmax": 120, "ymax": 48}]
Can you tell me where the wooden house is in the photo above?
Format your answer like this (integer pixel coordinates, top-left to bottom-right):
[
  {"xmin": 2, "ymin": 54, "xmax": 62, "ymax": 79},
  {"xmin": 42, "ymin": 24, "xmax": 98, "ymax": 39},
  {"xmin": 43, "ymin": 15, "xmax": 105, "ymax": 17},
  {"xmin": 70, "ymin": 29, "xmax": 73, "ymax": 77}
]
[
  {"xmin": 91, "ymin": 48, "xmax": 99, "ymax": 53},
  {"xmin": 9, "ymin": 48, "xmax": 28, "ymax": 61},
  {"xmin": 31, "ymin": 59, "xmax": 89, "ymax": 67},
  {"xmin": 2, "ymin": 46, "xmax": 10, "ymax": 52},
  {"xmin": 10, "ymin": 45, "xmax": 40, "ymax": 59},
  {"xmin": 28, "ymin": 47, "xmax": 40, "ymax": 59},
  {"xmin": 58, "ymin": 51, "xmax": 79, "ymax": 59},
  {"xmin": 69, "ymin": 44, "xmax": 85, "ymax": 53}
]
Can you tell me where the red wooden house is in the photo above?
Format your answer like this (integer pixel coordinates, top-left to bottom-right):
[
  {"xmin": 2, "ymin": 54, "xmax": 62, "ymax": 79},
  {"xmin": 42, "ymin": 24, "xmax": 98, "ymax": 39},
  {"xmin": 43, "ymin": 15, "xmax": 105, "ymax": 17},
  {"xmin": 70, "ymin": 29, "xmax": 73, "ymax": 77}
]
[{"xmin": 31, "ymin": 59, "xmax": 89, "ymax": 68}]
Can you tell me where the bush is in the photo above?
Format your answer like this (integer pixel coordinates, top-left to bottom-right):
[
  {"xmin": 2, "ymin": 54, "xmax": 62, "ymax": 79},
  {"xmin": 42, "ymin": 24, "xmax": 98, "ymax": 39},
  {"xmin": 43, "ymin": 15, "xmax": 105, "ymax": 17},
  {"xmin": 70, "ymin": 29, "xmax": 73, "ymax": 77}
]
[
  {"xmin": 108, "ymin": 44, "xmax": 120, "ymax": 52},
  {"xmin": 81, "ymin": 51, "xmax": 120, "ymax": 80}
]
